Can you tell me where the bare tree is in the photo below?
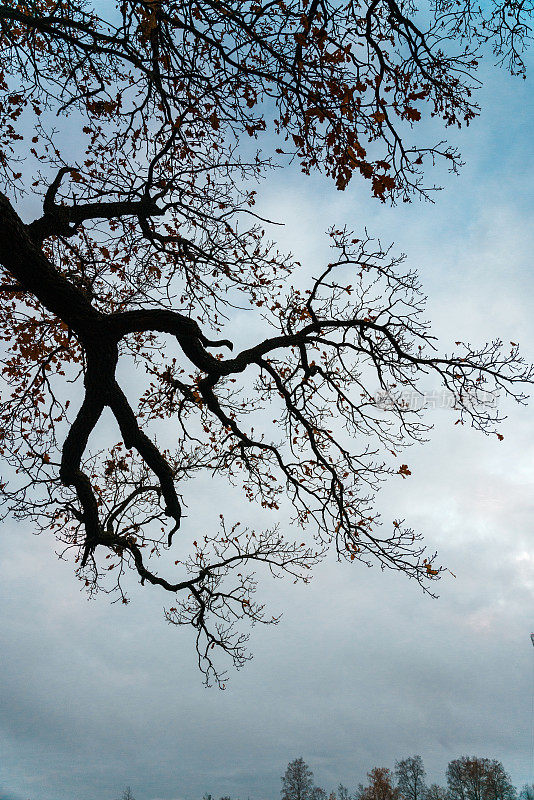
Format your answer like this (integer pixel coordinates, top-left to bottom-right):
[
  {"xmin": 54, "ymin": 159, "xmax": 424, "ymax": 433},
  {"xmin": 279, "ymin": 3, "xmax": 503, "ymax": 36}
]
[
  {"xmin": 282, "ymin": 758, "xmax": 315, "ymax": 800},
  {"xmin": 484, "ymin": 763, "xmax": 517, "ymax": 800},
  {"xmin": 396, "ymin": 756, "xmax": 427, "ymax": 800},
  {"xmin": 447, "ymin": 758, "xmax": 516, "ymax": 800},
  {"xmin": 426, "ymin": 785, "xmax": 449, "ymax": 800},
  {"xmin": 0, "ymin": 0, "xmax": 533, "ymax": 685}
]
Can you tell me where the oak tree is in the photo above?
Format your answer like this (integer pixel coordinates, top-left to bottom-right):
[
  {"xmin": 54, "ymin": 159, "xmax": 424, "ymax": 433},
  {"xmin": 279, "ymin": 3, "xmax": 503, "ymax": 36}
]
[{"xmin": 0, "ymin": 0, "xmax": 533, "ymax": 685}]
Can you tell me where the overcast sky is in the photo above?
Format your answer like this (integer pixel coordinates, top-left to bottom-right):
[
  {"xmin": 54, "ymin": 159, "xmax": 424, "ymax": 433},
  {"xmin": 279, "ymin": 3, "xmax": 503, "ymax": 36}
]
[{"xmin": 2, "ymin": 18, "xmax": 534, "ymax": 800}]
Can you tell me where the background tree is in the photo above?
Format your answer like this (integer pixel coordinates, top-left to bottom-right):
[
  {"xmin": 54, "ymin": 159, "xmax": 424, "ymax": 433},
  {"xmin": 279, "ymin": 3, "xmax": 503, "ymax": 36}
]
[
  {"xmin": 484, "ymin": 763, "xmax": 516, "ymax": 800},
  {"xmin": 0, "ymin": 0, "xmax": 533, "ymax": 685},
  {"xmin": 519, "ymin": 788, "xmax": 534, "ymax": 800},
  {"xmin": 426, "ymin": 785, "xmax": 449, "ymax": 800},
  {"xmin": 338, "ymin": 784, "xmax": 351, "ymax": 800},
  {"xmin": 118, "ymin": 789, "xmax": 135, "ymax": 800},
  {"xmin": 282, "ymin": 758, "xmax": 315, "ymax": 800},
  {"xmin": 311, "ymin": 787, "xmax": 328, "ymax": 800},
  {"xmin": 395, "ymin": 756, "xmax": 427, "ymax": 800},
  {"xmin": 358, "ymin": 768, "xmax": 399, "ymax": 800},
  {"xmin": 446, "ymin": 758, "xmax": 515, "ymax": 800}
]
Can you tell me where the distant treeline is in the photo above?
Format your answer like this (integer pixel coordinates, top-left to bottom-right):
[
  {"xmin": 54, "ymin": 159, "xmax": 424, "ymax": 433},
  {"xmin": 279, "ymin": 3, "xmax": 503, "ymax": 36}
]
[
  {"xmin": 116, "ymin": 756, "xmax": 533, "ymax": 800},
  {"xmin": 276, "ymin": 756, "xmax": 532, "ymax": 800}
]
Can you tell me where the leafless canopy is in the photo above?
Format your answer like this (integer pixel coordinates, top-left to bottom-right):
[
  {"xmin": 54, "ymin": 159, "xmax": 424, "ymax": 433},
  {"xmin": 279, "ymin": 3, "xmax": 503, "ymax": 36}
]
[{"xmin": 0, "ymin": 0, "xmax": 532, "ymax": 685}]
